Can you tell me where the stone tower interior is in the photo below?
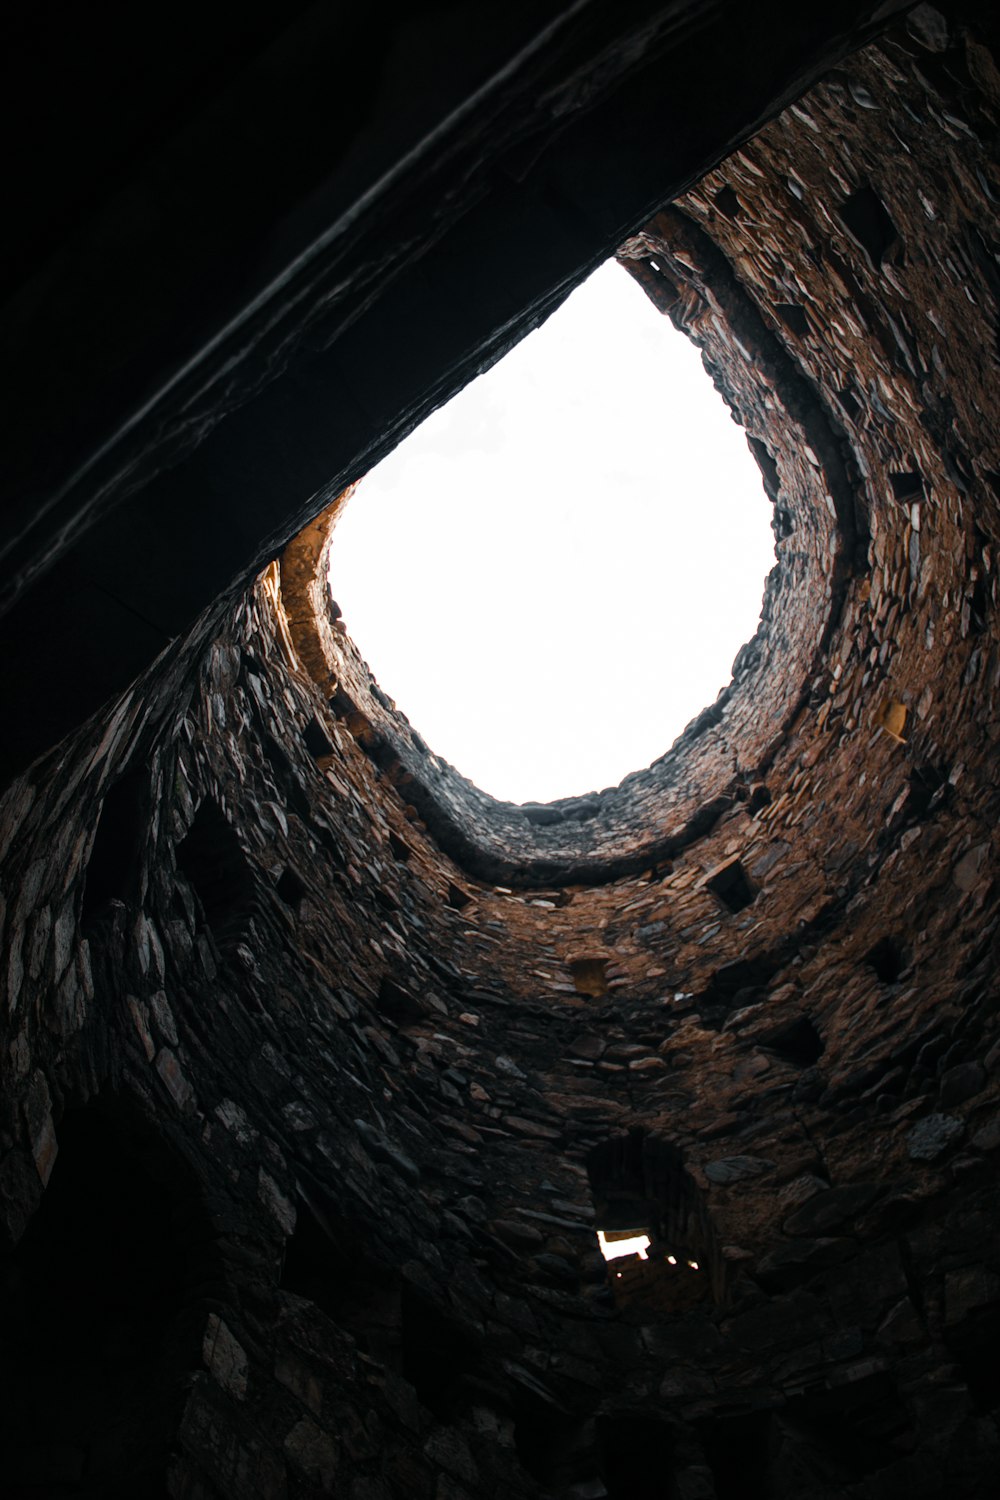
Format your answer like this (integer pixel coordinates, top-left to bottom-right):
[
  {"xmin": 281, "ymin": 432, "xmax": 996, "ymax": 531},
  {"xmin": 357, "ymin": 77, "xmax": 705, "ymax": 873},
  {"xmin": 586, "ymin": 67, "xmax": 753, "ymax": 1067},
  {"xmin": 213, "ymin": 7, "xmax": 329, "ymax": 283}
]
[{"xmin": 2, "ymin": 3, "xmax": 1000, "ymax": 1496}]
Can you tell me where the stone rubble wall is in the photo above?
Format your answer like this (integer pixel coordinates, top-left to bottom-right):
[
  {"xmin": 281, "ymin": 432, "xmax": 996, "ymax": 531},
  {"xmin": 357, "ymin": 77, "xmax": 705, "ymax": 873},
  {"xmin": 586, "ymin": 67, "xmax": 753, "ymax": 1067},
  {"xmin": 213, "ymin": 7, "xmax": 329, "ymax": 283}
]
[{"xmin": 1, "ymin": 7, "xmax": 999, "ymax": 1498}]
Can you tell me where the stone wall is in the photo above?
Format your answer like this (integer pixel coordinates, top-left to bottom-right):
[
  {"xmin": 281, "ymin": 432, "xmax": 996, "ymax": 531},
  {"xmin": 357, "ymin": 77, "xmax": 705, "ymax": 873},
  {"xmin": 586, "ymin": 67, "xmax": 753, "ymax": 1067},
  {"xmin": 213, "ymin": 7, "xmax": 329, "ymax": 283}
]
[{"xmin": 1, "ymin": 5, "xmax": 999, "ymax": 1498}]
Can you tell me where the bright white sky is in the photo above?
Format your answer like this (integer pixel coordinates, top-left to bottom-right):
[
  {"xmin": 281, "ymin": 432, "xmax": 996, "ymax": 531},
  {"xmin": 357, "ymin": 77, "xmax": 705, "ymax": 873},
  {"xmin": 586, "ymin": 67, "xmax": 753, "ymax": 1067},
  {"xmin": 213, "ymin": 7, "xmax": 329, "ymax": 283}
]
[{"xmin": 328, "ymin": 260, "xmax": 775, "ymax": 805}]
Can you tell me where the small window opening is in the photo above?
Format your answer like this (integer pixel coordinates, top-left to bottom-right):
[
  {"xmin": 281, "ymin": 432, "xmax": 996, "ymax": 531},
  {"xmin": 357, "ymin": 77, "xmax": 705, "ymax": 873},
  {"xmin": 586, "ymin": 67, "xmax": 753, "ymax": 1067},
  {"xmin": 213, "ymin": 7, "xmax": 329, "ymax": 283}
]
[
  {"xmin": 282, "ymin": 1200, "xmax": 483, "ymax": 1418},
  {"xmin": 874, "ymin": 697, "xmax": 908, "ymax": 742},
  {"xmin": 302, "ymin": 715, "xmax": 334, "ymax": 761},
  {"xmin": 838, "ymin": 183, "xmax": 901, "ymax": 269},
  {"xmin": 865, "ymin": 936, "xmax": 908, "ymax": 985},
  {"xmin": 889, "ymin": 470, "xmax": 924, "ymax": 502},
  {"xmin": 329, "ymin": 686, "xmax": 357, "ymax": 720},
  {"xmin": 838, "ymin": 385, "xmax": 862, "ymax": 421},
  {"xmin": 569, "ymin": 956, "xmax": 609, "ymax": 998},
  {"xmin": 747, "ymin": 437, "xmax": 780, "ymax": 502},
  {"xmin": 597, "ymin": 1229, "xmax": 651, "ymax": 1262},
  {"xmin": 969, "ymin": 568, "xmax": 989, "ymax": 635},
  {"xmin": 80, "ymin": 766, "xmax": 147, "ymax": 930},
  {"xmin": 750, "ymin": 783, "xmax": 772, "ymax": 812},
  {"xmin": 906, "ymin": 763, "xmax": 950, "ymax": 821},
  {"xmin": 588, "ymin": 1130, "xmax": 722, "ymax": 1313},
  {"xmin": 713, "ymin": 184, "xmax": 743, "ymax": 220},
  {"xmin": 388, "ymin": 830, "xmax": 412, "ymax": 863},
  {"xmin": 239, "ymin": 648, "xmax": 269, "ymax": 681},
  {"xmin": 758, "ymin": 1014, "xmax": 825, "ymax": 1067},
  {"xmin": 773, "ymin": 302, "xmax": 811, "ymax": 338},
  {"xmin": 175, "ymin": 797, "xmax": 258, "ymax": 954},
  {"xmin": 696, "ymin": 954, "xmax": 778, "ymax": 1029},
  {"xmin": 705, "ymin": 857, "xmax": 757, "ymax": 913},
  {"xmin": 275, "ymin": 866, "xmax": 306, "ymax": 909},
  {"xmin": 447, "ymin": 881, "xmax": 472, "ymax": 910},
  {"xmin": 343, "ymin": 708, "xmax": 384, "ymax": 762}
]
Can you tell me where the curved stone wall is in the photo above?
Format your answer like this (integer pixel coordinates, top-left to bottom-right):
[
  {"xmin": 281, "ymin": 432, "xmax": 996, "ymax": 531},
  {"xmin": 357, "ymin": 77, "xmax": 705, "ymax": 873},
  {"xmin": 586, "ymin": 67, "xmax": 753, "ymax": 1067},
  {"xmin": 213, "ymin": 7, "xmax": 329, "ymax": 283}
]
[
  {"xmin": 1, "ymin": 7, "xmax": 999, "ymax": 1499},
  {"xmin": 284, "ymin": 236, "xmax": 853, "ymax": 887},
  {"xmin": 280, "ymin": 9, "xmax": 1000, "ymax": 906}
]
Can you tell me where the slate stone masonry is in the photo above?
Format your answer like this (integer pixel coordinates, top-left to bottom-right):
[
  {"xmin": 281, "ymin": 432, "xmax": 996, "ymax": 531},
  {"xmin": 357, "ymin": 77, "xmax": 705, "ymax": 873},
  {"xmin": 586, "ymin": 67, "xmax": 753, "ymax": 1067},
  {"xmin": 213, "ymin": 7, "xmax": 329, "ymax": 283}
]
[{"xmin": 1, "ymin": 5, "xmax": 999, "ymax": 1498}]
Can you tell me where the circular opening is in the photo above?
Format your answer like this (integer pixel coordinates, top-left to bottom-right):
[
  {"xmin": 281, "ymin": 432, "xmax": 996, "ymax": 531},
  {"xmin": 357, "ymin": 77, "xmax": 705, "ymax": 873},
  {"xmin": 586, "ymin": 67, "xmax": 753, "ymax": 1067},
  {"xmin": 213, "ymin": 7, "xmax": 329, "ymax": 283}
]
[{"xmin": 328, "ymin": 261, "xmax": 775, "ymax": 803}]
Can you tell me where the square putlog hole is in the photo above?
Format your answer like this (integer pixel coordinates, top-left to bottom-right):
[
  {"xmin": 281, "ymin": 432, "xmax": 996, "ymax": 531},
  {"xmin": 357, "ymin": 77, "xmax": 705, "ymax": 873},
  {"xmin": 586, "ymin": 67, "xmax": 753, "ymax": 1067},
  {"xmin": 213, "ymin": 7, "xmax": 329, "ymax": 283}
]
[
  {"xmin": 705, "ymin": 858, "xmax": 757, "ymax": 913},
  {"xmin": 303, "ymin": 716, "xmax": 334, "ymax": 760},
  {"xmin": 569, "ymin": 957, "xmax": 609, "ymax": 998}
]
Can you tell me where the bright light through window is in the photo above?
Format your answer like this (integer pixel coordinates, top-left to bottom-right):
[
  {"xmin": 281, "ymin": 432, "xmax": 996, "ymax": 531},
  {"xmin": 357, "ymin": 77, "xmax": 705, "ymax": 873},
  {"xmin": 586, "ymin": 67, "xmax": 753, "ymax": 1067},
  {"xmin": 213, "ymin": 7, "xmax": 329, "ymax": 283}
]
[
  {"xmin": 597, "ymin": 1230, "xmax": 651, "ymax": 1262},
  {"xmin": 328, "ymin": 260, "xmax": 775, "ymax": 804}
]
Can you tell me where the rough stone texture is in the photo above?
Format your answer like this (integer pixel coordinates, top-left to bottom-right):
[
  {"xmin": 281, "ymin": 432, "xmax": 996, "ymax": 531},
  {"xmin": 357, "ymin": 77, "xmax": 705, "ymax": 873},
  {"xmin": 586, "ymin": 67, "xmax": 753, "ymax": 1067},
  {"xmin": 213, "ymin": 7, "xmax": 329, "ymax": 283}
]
[{"xmin": 1, "ymin": 4, "xmax": 1000, "ymax": 1499}]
